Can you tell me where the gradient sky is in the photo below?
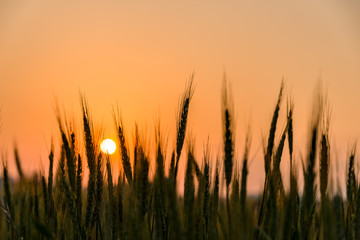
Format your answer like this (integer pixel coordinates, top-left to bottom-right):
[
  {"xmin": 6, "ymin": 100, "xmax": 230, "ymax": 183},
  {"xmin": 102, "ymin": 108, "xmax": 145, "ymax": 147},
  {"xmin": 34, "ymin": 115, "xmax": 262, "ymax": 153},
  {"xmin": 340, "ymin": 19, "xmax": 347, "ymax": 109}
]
[{"xmin": 0, "ymin": 0, "xmax": 359, "ymax": 194}]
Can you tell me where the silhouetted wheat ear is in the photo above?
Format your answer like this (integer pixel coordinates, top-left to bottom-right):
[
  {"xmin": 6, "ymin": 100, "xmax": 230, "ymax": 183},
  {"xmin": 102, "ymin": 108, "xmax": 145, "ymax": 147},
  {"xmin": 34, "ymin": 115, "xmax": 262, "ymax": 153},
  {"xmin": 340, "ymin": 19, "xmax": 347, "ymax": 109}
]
[
  {"xmin": 272, "ymin": 125, "xmax": 287, "ymax": 196},
  {"xmin": 91, "ymin": 152, "xmax": 103, "ymax": 231},
  {"xmin": 81, "ymin": 96, "xmax": 96, "ymax": 173},
  {"xmin": 174, "ymin": 74, "xmax": 194, "ymax": 180},
  {"xmin": 301, "ymin": 122, "xmax": 320, "ymax": 240},
  {"xmin": 61, "ymin": 131, "xmax": 76, "ymax": 192},
  {"xmin": 265, "ymin": 81, "xmax": 284, "ymax": 176},
  {"xmin": 48, "ymin": 147, "xmax": 54, "ymax": 201},
  {"xmin": 288, "ymin": 162, "xmax": 300, "ymax": 239},
  {"xmin": 223, "ymin": 108, "xmax": 234, "ymax": 188},
  {"xmin": 222, "ymin": 78, "xmax": 234, "ymax": 189},
  {"xmin": 256, "ymin": 82, "xmax": 284, "ymax": 236},
  {"xmin": 222, "ymin": 78, "xmax": 235, "ymax": 239},
  {"xmin": 114, "ymin": 114, "xmax": 132, "ymax": 184},
  {"xmin": 346, "ymin": 146, "xmax": 356, "ymax": 203},
  {"xmin": 273, "ymin": 125, "xmax": 287, "ymax": 172},
  {"xmin": 346, "ymin": 146, "xmax": 356, "ymax": 240},
  {"xmin": 192, "ymin": 156, "xmax": 202, "ymax": 181},
  {"xmin": 135, "ymin": 146, "xmax": 149, "ymax": 219},
  {"xmin": 212, "ymin": 158, "xmax": 220, "ymax": 211},
  {"xmin": 59, "ymin": 149, "xmax": 83, "ymax": 239},
  {"xmin": 240, "ymin": 131, "xmax": 251, "ymax": 213},
  {"xmin": 155, "ymin": 142, "xmax": 165, "ymax": 187},
  {"xmin": 14, "ymin": 145, "xmax": 23, "ymax": 180},
  {"xmin": 287, "ymin": 101, "xmax": 294, "ymax": 169},
  {"xmin": 153, "ymin": 136, "xmax": 166, "ymax": 240},
  {"xmin": 169, "ymin": 151, "xmax": 175, "ymax": 179},
  {"xmin": 81, "ymin": 96, "xmax": 97, "ymax": 233},
  {"xmin": 319, "ymin": 133, "xmax": 329, "ymax": 200},
  {"xmin": 133, "ymin": 124, "xmax": 139, "ymax": 185}
]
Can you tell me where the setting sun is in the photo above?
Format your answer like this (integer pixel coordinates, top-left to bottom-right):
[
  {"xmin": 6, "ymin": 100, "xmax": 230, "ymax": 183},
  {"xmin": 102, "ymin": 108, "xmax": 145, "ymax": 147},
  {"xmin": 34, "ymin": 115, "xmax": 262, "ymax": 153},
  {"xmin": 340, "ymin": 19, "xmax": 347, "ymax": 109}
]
[{"xmin": 100, "ymin": 139, "xmax": 116, "ymax": 154}]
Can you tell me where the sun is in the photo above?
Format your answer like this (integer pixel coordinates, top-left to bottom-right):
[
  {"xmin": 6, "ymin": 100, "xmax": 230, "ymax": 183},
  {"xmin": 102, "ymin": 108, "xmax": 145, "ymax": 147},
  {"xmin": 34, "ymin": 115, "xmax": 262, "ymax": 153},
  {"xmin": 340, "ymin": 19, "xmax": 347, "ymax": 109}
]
[{"xmin": 100, "ymin": 139, "xmax": 116, "ymax": 155}]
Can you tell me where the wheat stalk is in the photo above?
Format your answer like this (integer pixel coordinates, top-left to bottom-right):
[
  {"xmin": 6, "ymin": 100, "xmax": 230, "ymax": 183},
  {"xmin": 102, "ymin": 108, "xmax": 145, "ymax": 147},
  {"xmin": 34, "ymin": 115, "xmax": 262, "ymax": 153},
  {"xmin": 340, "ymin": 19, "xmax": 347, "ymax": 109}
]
[{"xmin": 174, "ymin": 74, "xmax": 194, "ymax": 180}]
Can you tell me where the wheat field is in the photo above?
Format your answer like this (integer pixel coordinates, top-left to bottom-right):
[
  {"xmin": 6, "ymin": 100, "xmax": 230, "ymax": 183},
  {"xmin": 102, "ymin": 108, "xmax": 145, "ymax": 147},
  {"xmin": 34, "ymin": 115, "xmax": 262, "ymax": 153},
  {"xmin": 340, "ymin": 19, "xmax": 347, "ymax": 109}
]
[{"xmin": 0, "ymin": 79, "xmax": 357, "ymax": 240}]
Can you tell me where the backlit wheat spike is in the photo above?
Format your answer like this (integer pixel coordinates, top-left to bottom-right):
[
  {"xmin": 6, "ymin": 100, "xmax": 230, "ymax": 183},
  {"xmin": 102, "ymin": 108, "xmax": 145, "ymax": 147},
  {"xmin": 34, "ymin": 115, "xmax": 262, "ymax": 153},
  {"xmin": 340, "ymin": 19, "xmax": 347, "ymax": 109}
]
[
  {"xmin": 319, "ymin": 133, "xmax": 329, "ymax": 200},
  {"xmin": 346, "ymin": 146, "xmax": 356, "ymax": 240},
  {"xmin": 59, "ymin": 151, "xmax": 84, "ymax": 239},
  {"xmin": 153, "ymin": 124, "xmax": 167, "ymax": 239},
  {"xmin": 14, "ymin": 145, "xmax": 23, "ymax": 180},
  {"xmin": 91, "ymin": 153, "xmax": 104, "ymax": 233},
  {"xmin": 48, "ymin": 146, "xmax": 54, "ymax": 203},
  {"xmin": 222, "ymin": 77, "xmax": 235, "ymax": 239},
  {"xmin": 114, "ymin": 113, "xmax": 132, "ymax": 184},
  {"xmin": 61, "ymin": 131, "xmax": 76, "ymax": 192},
  {"xmin": 287, "ymin": 100, "xmax": 294, "ymax": 169},
  {"xmin": 265, "ymin": 80, "xmax": 284, "ymax": 176},
  {"xmin": 174, "ymin": 74, "xmax": 194, "ymax": 180},
  {"xmin": 241, "ymin": 129, "xmax": 251, "ymax": 214},
  {"xmin": 81, "ymin": 96, "xmax": 97, "ymax": 232},
  {"xmin": 301, "ymin": 95, "xmax": 322, "ymax": 240},
  {"xmin": 135, "ymin": 146, "xmax": 149, "ymax": 219},
  {"xmin": 257, "ymin": 82, "xmax": 284, "ymax": 237}
]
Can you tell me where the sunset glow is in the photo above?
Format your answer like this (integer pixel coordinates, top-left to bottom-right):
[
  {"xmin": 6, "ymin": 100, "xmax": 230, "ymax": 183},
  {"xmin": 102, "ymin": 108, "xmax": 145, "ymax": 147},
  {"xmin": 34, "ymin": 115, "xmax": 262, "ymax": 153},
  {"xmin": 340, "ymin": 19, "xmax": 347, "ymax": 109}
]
[
  {"xmin": 0, "ymin": 0, "xmax": 359, "ymax": 195},
  {"xmin": 100, "ymin": 139, "xmax": 116, "ymax": 155},
  {"xmin": 1, "ymin": 1, "xmax": 360, "ymax": 238}
]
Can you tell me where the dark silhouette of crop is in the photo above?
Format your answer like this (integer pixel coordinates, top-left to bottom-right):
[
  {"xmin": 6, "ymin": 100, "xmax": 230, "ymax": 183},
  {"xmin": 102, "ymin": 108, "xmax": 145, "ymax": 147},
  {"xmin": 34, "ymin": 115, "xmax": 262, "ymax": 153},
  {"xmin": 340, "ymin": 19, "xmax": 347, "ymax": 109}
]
[{"xmin": 0, "ymin": 78, "xmax": 357, "ymax": 240}]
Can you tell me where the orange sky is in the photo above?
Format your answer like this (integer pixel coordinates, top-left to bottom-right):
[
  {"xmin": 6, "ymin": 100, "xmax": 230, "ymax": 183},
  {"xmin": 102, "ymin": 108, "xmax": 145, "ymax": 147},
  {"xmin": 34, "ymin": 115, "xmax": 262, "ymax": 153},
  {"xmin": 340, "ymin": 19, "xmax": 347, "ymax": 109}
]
[{"xmin": 0, "ymin": 0, "xmax": 359, "ymax": 194}]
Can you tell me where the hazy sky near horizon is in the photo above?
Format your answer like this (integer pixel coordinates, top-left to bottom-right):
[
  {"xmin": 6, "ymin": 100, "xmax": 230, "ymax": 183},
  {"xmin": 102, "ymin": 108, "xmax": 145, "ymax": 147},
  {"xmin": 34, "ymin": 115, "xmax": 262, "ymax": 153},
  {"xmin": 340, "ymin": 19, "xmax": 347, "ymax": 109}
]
[{"xmin": 0, "ymin": 0, "xmax": 359, "ymax": 193}]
